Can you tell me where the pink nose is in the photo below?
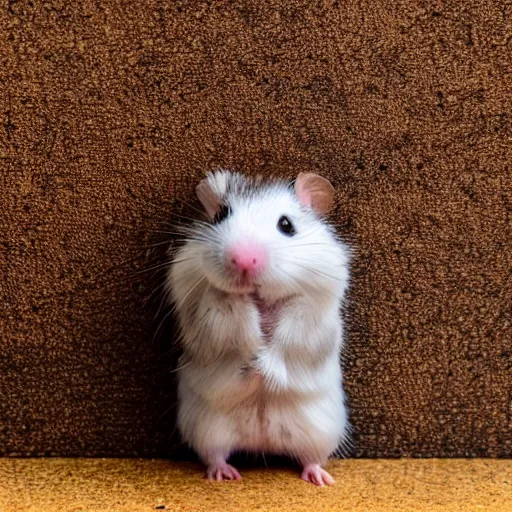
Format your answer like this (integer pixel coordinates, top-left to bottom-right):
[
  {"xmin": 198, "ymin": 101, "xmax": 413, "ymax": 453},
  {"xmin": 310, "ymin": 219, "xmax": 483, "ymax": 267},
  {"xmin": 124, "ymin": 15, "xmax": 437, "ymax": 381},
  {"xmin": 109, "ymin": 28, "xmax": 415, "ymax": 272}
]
[{"xmin": 226, "ymin": 243, "xmax": 268, "ymax": 277}]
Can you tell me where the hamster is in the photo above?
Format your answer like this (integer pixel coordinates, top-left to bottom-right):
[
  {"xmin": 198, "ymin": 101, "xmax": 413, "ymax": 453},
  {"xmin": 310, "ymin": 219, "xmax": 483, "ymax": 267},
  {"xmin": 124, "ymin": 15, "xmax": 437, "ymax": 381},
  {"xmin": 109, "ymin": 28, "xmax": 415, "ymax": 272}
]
[{"xmin": 166, "ymin": 170, "xmax": 351, "ymax": 486}]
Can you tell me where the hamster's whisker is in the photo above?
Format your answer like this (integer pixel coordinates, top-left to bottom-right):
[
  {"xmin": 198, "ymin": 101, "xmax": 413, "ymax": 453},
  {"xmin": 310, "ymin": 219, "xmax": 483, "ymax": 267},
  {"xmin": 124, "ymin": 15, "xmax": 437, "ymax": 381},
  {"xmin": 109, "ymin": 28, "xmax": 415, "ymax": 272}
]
[
  {"xmin": 153, "ymin": 280, "xmax": 174, "ymax": 321},
  {"xmin": 281, "ymin": 242, "xmax": 337, "ymax": 248},
  {"xmin": 169, "ymin": 238, "xmax": 208, "ymax": 251},
  {"xmin": 148, "ymin": 211, "xmax": 211, "ymax": 232},
  {"xmin": 157, "ymin": 233, "xmax": 218, "ymax": 247},
  {"xmin": 170, "ymin": 256, "xmax": 197, "ymax": 264},
  {"xmin": 179, "ymin": 228, "xmax": 219, "ymax": 241},
  {"xmin": 108, "ymin": 220, "xmax": 214, "ymax": 243},
  {"xmin": 282, "ymin": 259, "xmax": 343, "ymax": 282},
  {"xmin": 185, "ymin": 235, "xmax": 219, "ymax": 245},
  {"xmin": 179, "ymin": 199, "xmax": 210, "ymax": 220},
  {"xmin": 148, "ymin": 222, "xmax": 211, "ymax": 237},
  {"xmin": 142, "ymin": 229, "xmax": 193, "ymax": 237},
  {"xmin": 135, "ymin": 197, "xmax": 206, "ymax": 223},
  {"xmin": 134, "ymin": 261, "xmax": 174, "ymax": 275},
  {"xmin": 271, "ymin": 243, "xmax": 342, "ymax": 260},
  {"xmin": 153, "ymin": 307, "xmax": 175, "ymax": 343},
  {"xmin": 141, "ymin": 279, "xmax": 168, "ymax": 307},
  {"xmin": 286, "ymin": 254, "xmax": 343, "ymax": 270},
  {"xmin": 145, "ymin": 223, "xmax": 213, "ymax": 237},
  {"xmin": 103, "ymin": 223, "xmax": 188, "ymax": 242},
  {"xmin": 269, "ymin": 266, "xmax": 309, "ymax": 297},
  {"xmin": 179, "ymin": 275, "xmax": 207, "ymax": 309},
  {"xmin": 146, "ymin": 240, "xmax": 177, "ymax": 249},
  {"xmin": 169, "ymin": 361, "xmax": 191, "ymax": 373},
  {"xmin": 171, "ymin": 212, "xmax": 210, "ymax": 225}
]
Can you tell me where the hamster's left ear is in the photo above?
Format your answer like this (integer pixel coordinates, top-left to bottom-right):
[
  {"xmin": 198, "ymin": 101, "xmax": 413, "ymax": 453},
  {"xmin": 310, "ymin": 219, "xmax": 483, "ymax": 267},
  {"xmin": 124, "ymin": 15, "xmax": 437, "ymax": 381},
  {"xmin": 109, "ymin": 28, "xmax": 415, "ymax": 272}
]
[
  {"xmin": 196, "ymin": 170, "xmax": 246, "ymax": 219},
  {"xmin": 294, "ymin": 173, "xmax": 335, "ymax": 215},
  {"xmin": 196, "ymin": 177, "xmax": 221, "ymax": 220}
]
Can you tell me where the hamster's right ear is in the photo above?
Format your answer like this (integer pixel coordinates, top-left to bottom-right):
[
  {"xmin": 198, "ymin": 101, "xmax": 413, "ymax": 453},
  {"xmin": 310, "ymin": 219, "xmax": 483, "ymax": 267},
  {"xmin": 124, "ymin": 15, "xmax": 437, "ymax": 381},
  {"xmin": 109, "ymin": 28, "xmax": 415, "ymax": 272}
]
[
  {"xmin": 196, "ymin": 176, "xmax": 221, "ymax": 220},
  {"xmin": 294, "ymin": 172, "xmax": 335, "ymax": 215}
]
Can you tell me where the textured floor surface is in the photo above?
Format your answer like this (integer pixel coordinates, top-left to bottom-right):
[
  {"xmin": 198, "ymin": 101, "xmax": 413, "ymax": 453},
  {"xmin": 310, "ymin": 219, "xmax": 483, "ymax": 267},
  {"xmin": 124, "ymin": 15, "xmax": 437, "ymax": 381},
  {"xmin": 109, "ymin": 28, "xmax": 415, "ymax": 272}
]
[{"xmin": 1, "ymin": 458, "xmax": 511, "ymax": 512}]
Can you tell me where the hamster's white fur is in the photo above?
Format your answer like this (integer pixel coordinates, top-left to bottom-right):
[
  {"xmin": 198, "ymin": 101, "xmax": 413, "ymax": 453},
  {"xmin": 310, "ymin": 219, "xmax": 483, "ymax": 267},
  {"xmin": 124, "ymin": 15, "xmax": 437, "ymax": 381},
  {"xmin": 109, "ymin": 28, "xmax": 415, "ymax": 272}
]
[{"xmin": 166, "ymin": 171, "xmax": 351, "ymax": 486}]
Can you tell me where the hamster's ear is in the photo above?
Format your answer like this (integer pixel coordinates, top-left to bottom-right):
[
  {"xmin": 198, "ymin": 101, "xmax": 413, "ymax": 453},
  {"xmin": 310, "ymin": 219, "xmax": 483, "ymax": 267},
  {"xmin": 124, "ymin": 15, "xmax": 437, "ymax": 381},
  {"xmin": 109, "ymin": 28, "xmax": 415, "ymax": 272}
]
[
  {"xmin": 196, "ymin": 177, "xmax": 221, "ymax": 220},
  {"xmin": 294, "ymin": 173, "xmax": 335, "ymax": 215},
  {"xmin": 196, "ymin": 170, "xmax": 246, "ymax": 219}
]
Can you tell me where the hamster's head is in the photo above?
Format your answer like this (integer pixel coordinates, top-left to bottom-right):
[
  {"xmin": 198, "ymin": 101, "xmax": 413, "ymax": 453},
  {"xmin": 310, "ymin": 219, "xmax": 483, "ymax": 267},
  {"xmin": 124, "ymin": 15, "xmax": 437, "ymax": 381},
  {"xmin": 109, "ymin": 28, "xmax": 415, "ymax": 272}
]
[{"xmin": 177, "ymin": 170, "xmax": 350, "ymax": 300}]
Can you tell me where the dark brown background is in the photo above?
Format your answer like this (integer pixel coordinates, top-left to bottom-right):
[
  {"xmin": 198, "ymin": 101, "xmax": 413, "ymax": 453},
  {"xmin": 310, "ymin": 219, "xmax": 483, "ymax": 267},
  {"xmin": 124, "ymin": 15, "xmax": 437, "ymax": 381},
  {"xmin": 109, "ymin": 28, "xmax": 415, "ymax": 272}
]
[{"xmin": 2, "ymin": 0, "xmax": 512, "ymax": 458}]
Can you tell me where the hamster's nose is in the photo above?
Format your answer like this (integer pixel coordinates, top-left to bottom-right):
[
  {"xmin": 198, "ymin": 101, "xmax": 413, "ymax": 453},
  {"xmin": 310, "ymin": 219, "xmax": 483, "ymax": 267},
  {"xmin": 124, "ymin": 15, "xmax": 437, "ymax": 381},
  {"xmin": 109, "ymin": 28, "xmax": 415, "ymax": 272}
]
[{"xmin": 226, "ymin": 243, "xmax": 268, "ymax": 277}]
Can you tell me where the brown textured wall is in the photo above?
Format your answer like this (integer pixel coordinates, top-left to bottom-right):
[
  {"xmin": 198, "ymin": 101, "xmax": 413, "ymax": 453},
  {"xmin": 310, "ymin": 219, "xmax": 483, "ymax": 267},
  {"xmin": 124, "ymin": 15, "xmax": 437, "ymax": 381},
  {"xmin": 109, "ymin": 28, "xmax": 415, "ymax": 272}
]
[{"xmin": 1, "ymin": 0, "xmax": 512, "ymax": 458}]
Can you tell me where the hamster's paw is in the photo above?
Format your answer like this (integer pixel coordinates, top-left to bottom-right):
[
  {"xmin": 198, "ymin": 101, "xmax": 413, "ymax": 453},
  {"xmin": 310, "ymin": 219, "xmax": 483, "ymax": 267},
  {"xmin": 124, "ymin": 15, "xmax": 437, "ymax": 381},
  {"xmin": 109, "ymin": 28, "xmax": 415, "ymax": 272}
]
[
  {"xmin": 301, "ymin": 463, "xmax": 335, "ymax": 486},
  {"xmin": 206, "ymin": 463, "xmax": 242, "ymax": 482}
]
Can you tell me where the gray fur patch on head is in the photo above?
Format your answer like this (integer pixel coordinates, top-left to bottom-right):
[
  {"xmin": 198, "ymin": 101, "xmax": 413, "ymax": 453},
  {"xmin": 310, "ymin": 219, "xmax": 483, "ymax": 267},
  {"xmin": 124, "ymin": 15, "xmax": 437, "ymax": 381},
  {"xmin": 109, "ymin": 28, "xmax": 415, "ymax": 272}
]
[
  {"xmin": 206, "ymin": 170, "xmax": 248, "ymax": 199},
  {"xmin": 197, "ymin": 170, "xmax": 294, "ymax": 218}
]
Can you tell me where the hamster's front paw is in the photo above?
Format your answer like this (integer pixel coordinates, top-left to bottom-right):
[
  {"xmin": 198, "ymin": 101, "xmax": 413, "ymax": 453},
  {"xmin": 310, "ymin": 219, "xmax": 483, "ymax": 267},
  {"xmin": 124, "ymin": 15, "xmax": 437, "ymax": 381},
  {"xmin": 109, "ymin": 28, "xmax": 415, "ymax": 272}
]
[
  {"xmin": 238, "ymin": 354, "xmax": 259, "ymax": 373},
  {"xmin": 252, "ymin": 349, "xmax": 288, "ymax": 391},
  {"xmin": 238, "ymin": 360, "xmax": 264, "ymax": 386},
  {"xmin": 239, "ymin": 359, "xmax": 252, "ymax": 372}
]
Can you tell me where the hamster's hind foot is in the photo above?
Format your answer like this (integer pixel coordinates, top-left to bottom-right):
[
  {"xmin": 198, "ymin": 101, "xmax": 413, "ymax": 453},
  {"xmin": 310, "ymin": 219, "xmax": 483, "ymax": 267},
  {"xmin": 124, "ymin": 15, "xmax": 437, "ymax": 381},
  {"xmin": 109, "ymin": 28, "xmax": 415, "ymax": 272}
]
[
  {"xmin": 206, "ymin": 462, "xmax": 242, "ymax": 482},
  {"xmin": 301, "ymin": 463, "xmax": 335, "ymax": 486}
]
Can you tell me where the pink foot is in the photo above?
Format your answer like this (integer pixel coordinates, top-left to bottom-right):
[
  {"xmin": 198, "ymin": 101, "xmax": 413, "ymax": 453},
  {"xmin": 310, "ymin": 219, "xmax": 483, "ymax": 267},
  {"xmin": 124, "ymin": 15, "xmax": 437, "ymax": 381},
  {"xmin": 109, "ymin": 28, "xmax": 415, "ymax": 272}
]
[
  {"xmin": 206, "ymin": 463, "xmax": 242, "ymax": 482},
  {"xmin": 301, "ymin": 463, "xmax": 335, "ymax": 486}
]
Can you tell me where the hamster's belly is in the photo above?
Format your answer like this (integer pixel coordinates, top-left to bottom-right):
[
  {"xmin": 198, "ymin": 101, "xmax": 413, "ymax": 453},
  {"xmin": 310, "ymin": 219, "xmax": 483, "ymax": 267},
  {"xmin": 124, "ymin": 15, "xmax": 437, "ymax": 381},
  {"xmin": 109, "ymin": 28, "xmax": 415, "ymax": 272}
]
[
  {"xmin": 233, "ymin": 396, "xmax": 292, "ymax": 453},
  {"xmin": 178, "ymin": 365, "xmax": 346, "ymax": 459},
  {"xmin": 234, "ymin": 386, "xmax": 346, "ymax": 456}
]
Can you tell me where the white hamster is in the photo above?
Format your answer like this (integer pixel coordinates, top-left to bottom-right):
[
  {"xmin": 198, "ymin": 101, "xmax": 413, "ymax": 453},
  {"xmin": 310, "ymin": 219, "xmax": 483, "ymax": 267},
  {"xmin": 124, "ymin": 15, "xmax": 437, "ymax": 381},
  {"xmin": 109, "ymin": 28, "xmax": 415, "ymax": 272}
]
[{"xmin": 166, "ymin": 171, "xmax": 351, "ymax": 486}]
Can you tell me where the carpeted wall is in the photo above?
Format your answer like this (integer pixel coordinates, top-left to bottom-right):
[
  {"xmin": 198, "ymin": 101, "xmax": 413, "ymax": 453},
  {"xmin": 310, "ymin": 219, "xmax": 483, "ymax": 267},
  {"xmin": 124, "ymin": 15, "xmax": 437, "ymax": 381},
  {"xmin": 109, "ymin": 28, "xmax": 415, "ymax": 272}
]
[{"xmin": 1, "ymin": 0, "xmax": 512, "ymax": 457}]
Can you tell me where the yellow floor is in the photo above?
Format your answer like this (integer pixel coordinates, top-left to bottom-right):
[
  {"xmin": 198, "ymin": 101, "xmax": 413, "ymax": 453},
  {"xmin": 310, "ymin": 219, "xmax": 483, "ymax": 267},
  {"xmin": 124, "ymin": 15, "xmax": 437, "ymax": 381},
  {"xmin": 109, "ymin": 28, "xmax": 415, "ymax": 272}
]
[{"xmin": 1, "ymin": 458, "xmax": 511, "ymax": 512}]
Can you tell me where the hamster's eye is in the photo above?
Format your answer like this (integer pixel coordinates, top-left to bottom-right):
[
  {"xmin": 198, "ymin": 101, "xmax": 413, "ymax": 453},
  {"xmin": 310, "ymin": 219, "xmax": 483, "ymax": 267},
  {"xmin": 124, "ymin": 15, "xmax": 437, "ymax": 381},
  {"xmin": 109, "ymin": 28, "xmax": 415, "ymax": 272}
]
[
  {"xmin": 213, "ymin": 204, "xmax": 231, "ymax": 224},
  {"xmin": 277, "ymin": 215, "xmax": 296, "ymax": 236}
]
